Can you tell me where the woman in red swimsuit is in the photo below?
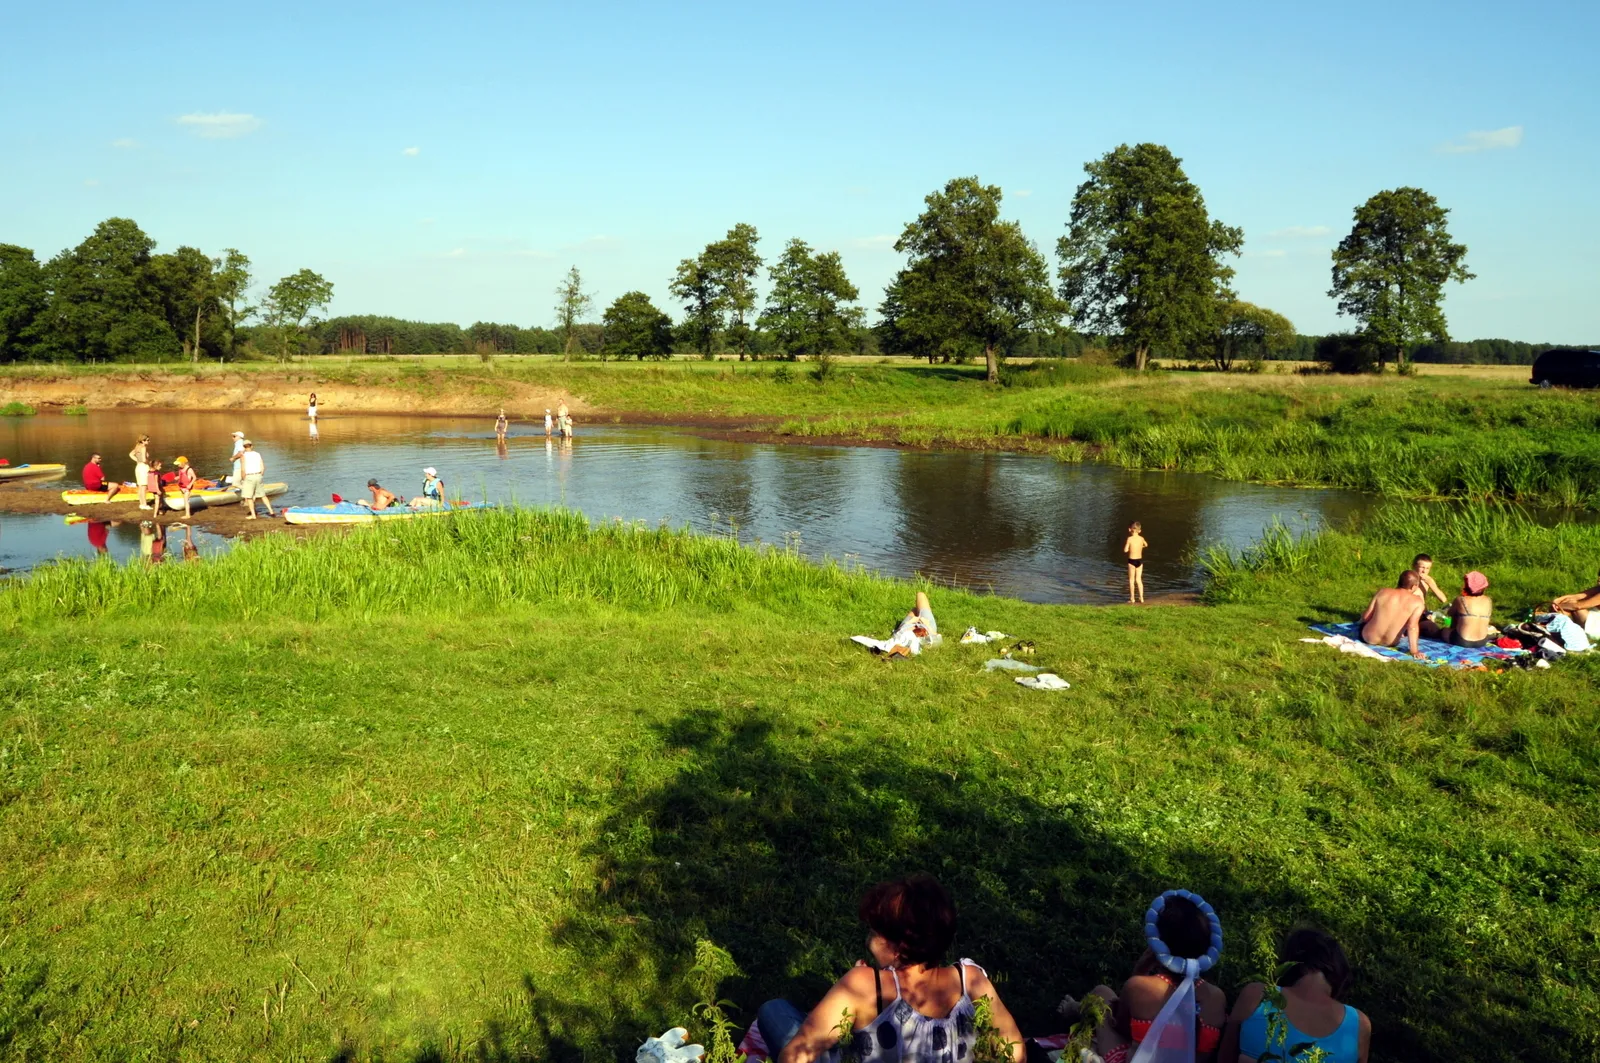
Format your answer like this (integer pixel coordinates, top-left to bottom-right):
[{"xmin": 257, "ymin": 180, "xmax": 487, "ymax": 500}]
[{"xmin": 1087, "ymin": 894, "xmax": 1228, "ymax": 1062}]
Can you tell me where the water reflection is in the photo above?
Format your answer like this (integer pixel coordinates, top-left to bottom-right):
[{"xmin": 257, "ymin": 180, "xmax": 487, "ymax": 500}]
[{"xmin": 0, "ymin": 410, "xmax": 1387, "ymax": 602}]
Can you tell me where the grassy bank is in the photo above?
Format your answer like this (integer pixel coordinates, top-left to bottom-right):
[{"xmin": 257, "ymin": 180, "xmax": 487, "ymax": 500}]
[
  {"xmin": 5, "ymin": 359, "xmax": 1597, "ymax": 509},
  {"xmin": 1, "ymin": 509, "xmax": 1597, "ymax": 1062}
]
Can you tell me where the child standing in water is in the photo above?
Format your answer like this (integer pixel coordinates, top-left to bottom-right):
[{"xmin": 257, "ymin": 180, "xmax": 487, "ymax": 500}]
[{"xmin": 1122, "ymin": 522, "xmax": 1147, "ymax": 604}]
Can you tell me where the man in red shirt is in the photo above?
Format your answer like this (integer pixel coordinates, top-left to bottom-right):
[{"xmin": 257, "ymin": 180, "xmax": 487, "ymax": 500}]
[{"xmin": 82, "ymin": 454, "xmax": 118, "ymax": 499}]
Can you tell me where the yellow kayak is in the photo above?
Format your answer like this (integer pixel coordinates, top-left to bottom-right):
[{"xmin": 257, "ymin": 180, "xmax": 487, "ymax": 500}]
[
  {"xmin": 0, "ymin": 463, "xmax": 66, "ymax": 480},
  {"xmin": 61, "ymin": 482, "xmax": 286, "ymax": 506}
]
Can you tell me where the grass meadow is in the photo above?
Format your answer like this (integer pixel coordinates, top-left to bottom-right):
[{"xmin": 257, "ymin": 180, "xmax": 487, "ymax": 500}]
[{"xmin": 2, "ymin": 509, "xmax": 1597, "ymax": 1061}]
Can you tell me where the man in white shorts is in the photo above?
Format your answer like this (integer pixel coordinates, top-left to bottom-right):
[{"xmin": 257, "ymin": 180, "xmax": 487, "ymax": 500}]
[{"xmin": 238, "ymin": 440, "xmax": 274, "ymax": 519}]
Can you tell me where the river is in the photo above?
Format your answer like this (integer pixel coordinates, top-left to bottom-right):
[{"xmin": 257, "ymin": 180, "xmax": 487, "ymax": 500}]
[{"xmin": 0, "ymin": 410, "xmax": 1373, "ymax": 603}]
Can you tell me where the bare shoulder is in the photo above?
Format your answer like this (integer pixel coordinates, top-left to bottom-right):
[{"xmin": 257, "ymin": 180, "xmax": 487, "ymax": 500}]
[
  {"xmin": 1196, "ymin": 980, "xmax": 1227, "ymax": 1009},
  {"xmin": 962, "ymin": 962, "xmax": 998, "ymax": 997},
  {"xmin": 1119, "ymin": 974, "xmax": 1171, "ymax": 1011},
  {"xmin": 1229, "ymin": 981, "xmax": 1267, "ymax": 1020},
  {"xmin": 836, "ymin": 965, "xmax": 879, "ymax": 996}
]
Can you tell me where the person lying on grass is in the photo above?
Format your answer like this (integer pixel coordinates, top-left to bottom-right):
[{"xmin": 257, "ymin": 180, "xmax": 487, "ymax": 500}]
[
  {"xmin": 756, "ymin": 874, "xmax": 1025, "ymax": 1063},
  {"xmin": 1077, "ymin": 893, "xmax": 1228, "ymax": 1063},
  {"xmin": 1359, "ymin": 571, "xmax": 1425, "ymax": 660},
  {"xmin": 1550, "ymin": 567, "xmax": 1600, "ymax": 640},
  {"xmin": 1218, "ymin": 927, "xmax": 1370, "ymax": 1063}
]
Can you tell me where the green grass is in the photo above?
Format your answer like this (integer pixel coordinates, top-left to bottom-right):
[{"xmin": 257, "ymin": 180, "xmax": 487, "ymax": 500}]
[{"xmin": 1, "ymin": 509, "xmax": 1597, "ymax": 1062}]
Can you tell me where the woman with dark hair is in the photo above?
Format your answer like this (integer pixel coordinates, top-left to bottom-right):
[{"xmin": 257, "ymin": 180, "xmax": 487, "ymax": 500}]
[
  {"xmin": 1217, "ymin": 928, "xmax": 1369, "ymax": 1063},
  {"xmin": 757, "ymin": 875, "xmax": 1024, "ymax": 1063},
  {"xmin": 1081, "ymin": 894, "xmax": 1228, "ymax": 1063}
]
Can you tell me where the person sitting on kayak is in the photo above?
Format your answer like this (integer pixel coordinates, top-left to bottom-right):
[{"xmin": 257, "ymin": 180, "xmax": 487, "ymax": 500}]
[
  {"xmin": 360, "ymin": 479, "xmax": 399, "ymax": 510},
  {"xmin": 411, "ymin": 467, "xmax": 445, "ymax": 508},
  {"xmin": 83, "ymin": 454, "xmax": 118, "ymax": 499}
]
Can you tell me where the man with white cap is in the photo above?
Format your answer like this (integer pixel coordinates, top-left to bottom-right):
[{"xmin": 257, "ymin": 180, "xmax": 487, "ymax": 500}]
[
  {"xmin": 227, "ymin": 430, "xmax": 246, "ymax": 485},
  {"xmin": 239, "ymin": 440, "xmax": 274, "ymax": 519}
]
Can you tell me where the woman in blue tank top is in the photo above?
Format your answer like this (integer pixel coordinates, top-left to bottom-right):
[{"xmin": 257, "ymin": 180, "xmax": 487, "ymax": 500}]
[
  {"xmin": 1219, "ymin": 928, "xmax": 1370, "ymax": 1063},
  {"xmin": 756, "ymin": 875, "xmax": 1026, "ymax": 1063}
]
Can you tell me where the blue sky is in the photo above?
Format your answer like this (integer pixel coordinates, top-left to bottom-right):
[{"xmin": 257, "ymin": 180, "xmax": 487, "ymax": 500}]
[{"xmin": 4, "ymin": 0, "xmax": 1597, "ymax": 342}]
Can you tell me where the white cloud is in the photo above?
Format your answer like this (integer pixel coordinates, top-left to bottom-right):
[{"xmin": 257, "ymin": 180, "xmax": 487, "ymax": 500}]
[
  {"xmin": 83, "ymin": 178, "xmax": 100, "ymax": 187},
  {"xmin": 1266, "ymin": 225, "xmax": 1330, "ymax": 239},
  {"xmin": 1245, "ymin": 248, "xmax": 1288, "ymax": 258},
  {"xmin": 402, "ymin": 146, "xmax": 420, "ymax": 156},
  {"xmin": 1440, "ymin": 125, "xmax": 1523, "ymax": 154},
  {"xmin": 176, "ymin": 112, "xmax": 261, "ymax": 138},
  {"xmin": 111, "ymin": 137, "xmax": 138, "ymax": 149},
  {"xmin": 1012, "ymin": 189, "xmax": 1033, "ymax": 198},
  {"xmin": 850, "ymin": 234, "xmax": 897, "ymax": 251},
  {"xmin": 445, "ymin": 248, "xmax": 466, "ymax": 258}
]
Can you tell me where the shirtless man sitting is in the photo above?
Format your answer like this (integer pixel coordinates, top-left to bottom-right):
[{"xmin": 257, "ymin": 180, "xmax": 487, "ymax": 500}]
[
  {"xmin": 1551, "ymin": 567, "xmax": 1600, "ymax": 639},
  {"xmin": 359, "ymin": 479, "xmax": 398, "ymax": 510},
  {"xmin": 1359, "ymin": 571, "xmax": 1426, "ymax": 660}
]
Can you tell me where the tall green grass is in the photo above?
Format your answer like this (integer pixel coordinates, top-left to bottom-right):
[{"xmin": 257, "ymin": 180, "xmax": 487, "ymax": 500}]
[{"xmin": 1, "ymin": 508, "xmax": 885, "ymax": 625}]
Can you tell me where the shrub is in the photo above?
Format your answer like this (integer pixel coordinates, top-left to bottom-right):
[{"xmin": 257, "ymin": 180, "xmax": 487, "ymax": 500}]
[
  {"xmin": 0, "ymin": 402, "xmax": 36, "ymax": 416},
  {"xmin": 1315, "ymin": 332, "xmax": 1379, "ymax": 374}
]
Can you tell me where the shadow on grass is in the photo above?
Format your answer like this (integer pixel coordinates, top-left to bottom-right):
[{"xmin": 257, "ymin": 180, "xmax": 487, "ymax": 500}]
[{"xmin": 385, "ymin": 707, "xmax": 1569, "ymax": 1063}]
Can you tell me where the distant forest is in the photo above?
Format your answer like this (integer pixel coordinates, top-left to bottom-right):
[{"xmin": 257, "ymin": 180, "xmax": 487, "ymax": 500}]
[
  {"xmin": 0, "ymin": 215, "xmax": 1589, "ymax": 369},
  {"xmin": 287, "ymin": 316, "xmax": 1571, "ymax": 366}
]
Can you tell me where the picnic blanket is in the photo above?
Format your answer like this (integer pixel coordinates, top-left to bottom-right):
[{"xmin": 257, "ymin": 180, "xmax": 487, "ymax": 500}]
[
  {"xmin": 1304, "ymin": 622, "xmax": 1524, "ymax": 668},
  {"xmin": 736, "ymin": 1023, "xmax": 1073, "ymax": 1063}
]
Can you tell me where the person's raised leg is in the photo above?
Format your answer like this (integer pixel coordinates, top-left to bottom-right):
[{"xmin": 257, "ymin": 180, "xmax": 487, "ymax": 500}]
[{"xmin": 755, "ymin": 998, "xmax": 807, "ymax": 1061}]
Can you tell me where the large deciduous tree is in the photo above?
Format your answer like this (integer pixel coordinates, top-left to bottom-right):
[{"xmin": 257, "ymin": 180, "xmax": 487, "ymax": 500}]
[
  {"xmin": 669, "ymin": 257, "xmax": 720, "ymax": 359},
  {"xmin": 1329, "ymin": 187, "xmax": 1473, "ymax": 371},
  {"xmin": 1058, "ymin": 143, "xmax": 1243, "ymax": 371},
  {"xmin": 553, "ymin": 265, "xmax": 593, "ymax": 360},
  {"xmin": 1206, "ymin": 300, "xmax": 1295, "ymax": 371},
  {"xmin": 152, "ymin": 246, "xmax": 221, "ymax": 362},
  {"xmin": 215, "ymin": 248, "xmax": 253, "ymax": 360},
  {"xmin": 758, "ymin": 238, "xmax": 862, "ymax": 359},
  {"xmin": 602, "ymin": 291, "xmax": 675, "ymax": 360},
  {"xmin": 885, "ymin": 177, "xmax": 1058, "ymax": 382},
  {"xmin": 0, "ymin": 245, "xmax": 46, "ymax": 362},
  {"xmin": 261, "ymin": 269, "xmax": 334, "ymax": 362},
  {"xmin": 706, "ymin": 223, "xmax": 762, "ymax": 360},
  {"xmin": 39, "ymin": 218, "xmax": 177, "ymax": 362}
]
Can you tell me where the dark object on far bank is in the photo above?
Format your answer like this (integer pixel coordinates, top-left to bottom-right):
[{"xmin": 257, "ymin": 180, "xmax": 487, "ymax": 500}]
[{"xmin": 1531, "ymin": 349, "xmax": 1600, "ymax": 388}]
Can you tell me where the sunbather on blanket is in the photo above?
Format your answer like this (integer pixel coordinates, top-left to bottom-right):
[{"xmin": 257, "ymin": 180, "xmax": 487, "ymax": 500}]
[
  {"xmin": 1551, "ymin": 566, "xmax": 1600, "ymax": 639},
  {"xmin": 1359, "ymin": 572, "xmax": 1425, "ymax": 660}
]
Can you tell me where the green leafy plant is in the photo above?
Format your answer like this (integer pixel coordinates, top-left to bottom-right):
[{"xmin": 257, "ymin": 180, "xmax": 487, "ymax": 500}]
[
  {"xmin": 972, "ymin": 996, "xmax": 1018, "ymax": 1063},
  {"xmin": 690, "ymin": 939, "xmax": 747, "ymax": 1063},
  {"xmin": 1058, "ymin": 992, "xmax": 1111, "ymax": 1060},
  {"xmin": 63, "ymin": 404, "xmax": 89, "ymax": 416},
  {"xmin": 0, "ymin": 402, "xmax": 36, "ymax": 416}
]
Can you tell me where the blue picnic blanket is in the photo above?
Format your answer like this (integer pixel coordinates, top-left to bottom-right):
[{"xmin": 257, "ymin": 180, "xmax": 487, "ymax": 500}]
[{"xmin": 1309, "ymin": 622, "xmax": 1525, "ymax": 668}]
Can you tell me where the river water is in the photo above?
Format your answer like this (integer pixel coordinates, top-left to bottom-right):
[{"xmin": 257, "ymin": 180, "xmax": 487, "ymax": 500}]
[{"xmin": 0, "ymin": 410, "xmax": 1372, "ymax": 603}]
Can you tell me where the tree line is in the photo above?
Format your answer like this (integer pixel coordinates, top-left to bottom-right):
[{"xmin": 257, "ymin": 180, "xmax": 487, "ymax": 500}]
[{"xmin": 0, "ymin": 143, "xmax": 1587, "ymax": 372}]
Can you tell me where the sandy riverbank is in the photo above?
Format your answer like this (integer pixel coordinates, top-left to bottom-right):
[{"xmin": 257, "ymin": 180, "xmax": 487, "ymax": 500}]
[{"xmin": 0, "ymin": 367, "xmax": 586, "ymax": 418}]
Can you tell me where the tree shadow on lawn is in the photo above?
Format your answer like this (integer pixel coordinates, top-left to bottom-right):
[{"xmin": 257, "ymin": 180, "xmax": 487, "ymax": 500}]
[{"xmin": 391, "ymin": 707, "xmax": 1571, "ymax": 1063}]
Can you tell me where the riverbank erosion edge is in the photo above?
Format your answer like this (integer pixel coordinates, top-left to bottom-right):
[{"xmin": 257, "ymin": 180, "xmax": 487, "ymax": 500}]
[{"xmin": 0, "ymin": 507, "xmax": 1596, "ymax": 1060}]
